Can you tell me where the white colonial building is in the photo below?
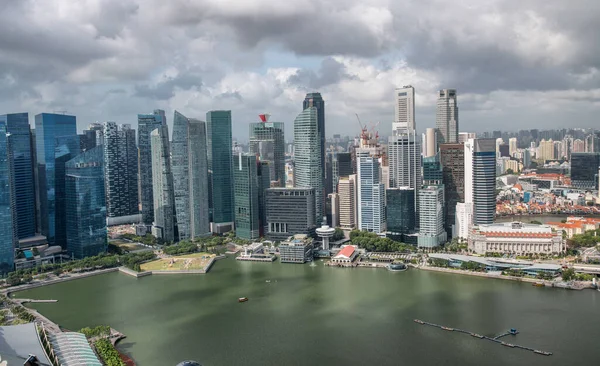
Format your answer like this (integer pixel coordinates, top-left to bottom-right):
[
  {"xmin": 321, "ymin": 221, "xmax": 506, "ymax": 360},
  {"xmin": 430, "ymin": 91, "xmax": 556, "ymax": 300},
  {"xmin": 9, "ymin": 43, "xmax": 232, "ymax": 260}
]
[{"xmin": 468, "ymin": 222, "xmax": 565, "ymax": 255}]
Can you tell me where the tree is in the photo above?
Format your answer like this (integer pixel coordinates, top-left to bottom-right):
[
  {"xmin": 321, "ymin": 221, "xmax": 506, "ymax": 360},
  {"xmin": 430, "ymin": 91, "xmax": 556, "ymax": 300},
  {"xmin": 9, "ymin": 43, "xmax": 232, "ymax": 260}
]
[
  {"xmin": 561, "ymin": 268, "xmax": 576, "ymax": 281},
  {"xmin": 506, "ymin": 168, "xmax": 514, "ymax": 175},
  {"xmin": 332, "ymin": 228, "xmax": 345, "ymax": 241},
  {"xmin": 530, "ymin": 220, "xmax": 543, "ymax": 225}
]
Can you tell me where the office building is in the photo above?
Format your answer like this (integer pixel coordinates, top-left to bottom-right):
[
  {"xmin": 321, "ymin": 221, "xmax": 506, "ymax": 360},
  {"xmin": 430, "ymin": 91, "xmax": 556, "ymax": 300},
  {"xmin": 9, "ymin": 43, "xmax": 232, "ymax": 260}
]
[
  {"xmin": 330, "ymin": 193, "xmax": 339, "ymax": 228},
  {"xmin": 357, "ymin": 152, "xmax": 386, "ymax": 233},
  {"xmin": 424, "ymin": 127, "xmax": 437, "ymax": 157},
  {"xmin": 388, "ymin": 129, "xmax": 421, "ymax": 225},
  {"xmin": 338, "ymin": 175, "xmax": 357, "ymax": 230},
  {"xmin": 138, "ymin": 110, "xmax": 166, "ymax": 226},
  {"xmin": 440, "ymin": 144, "xmax": 465, "ymax": 237},
  {"xmin": 466, "ymin": 138, "xmax": 496, "ymax": 226},
  {"xmin": 0, "ymin": 113, "xmax": 35, "ymax": 239},
  {"xmin": 234, "ymin": 154, "xmax": 260, "ymax": 240},
  {"xmin": 249, "ymin": 117, "xmax": 285, "ymax": 187},
  {"xmin": 458, "ymin": 132, "xmax": 476, "ymax": 144},
  {"xmin": 294, "ymin": 107, "xmax": 323, "ymax": 223},
  {"xmin": 151, "ymin": 126, "xmax": 177, "ymax": 242},
  {"xmin": 571, "ymin": 152, "xmax": 600, "ymax": 189},
  {"xmin": 423, "ymin": 154, "xmax": 443, "ymax": 185},
  {"xmin": 435, "ymin": 89, "xmax": 458, "ymax": 144},
  {"xmin": 279, "ymin": 234, "xmax": 314, "ymax": 263},
  {"xmin": 265, "ymin": 188, "xmax": 316, "ymax": 242},
  {"xmin": 418, "ymin": 185, "xmax": 447, "ymax": 248},
  {"xmin": 0, "ymin": 120, "xmax": 16, "ymax": 273},
  {"xmin": 65, "ymin": 146, "xmax": 107, "ymax": 259},
  {"xmin": 469, "ymin": 222, "xmax": 565, "ymax": 255},
  {"xmin": 386, "ymin": 187, "xmax": 415, "ymax": 235},
  {"xmin": 522, "ymin": 149, "xmax": 532, "ymax": 169},
  {"xmin": 393, "ymin": 85, "xmax": 415, "ymax": 132},
  {"xmin": 103, "ymin": 122, "xmax": 138, "ymax": 218},
  {"xmin": 35, "ymin": 113, "xmax": 77, "ymax": 246},
  {"xmin": 257, "ymin": 161, "xmax": 271, "ymax": 237},
  {"xmin": 81, "ymin": 123, "xmax": 103, "ymax": 151},
  {"xmin": 303, "ymin": 93, "xmax": 325, "ymax": 188},
  {"xmin": 207, "ymin": 110, "xmax": 234, "ymax": 232}
]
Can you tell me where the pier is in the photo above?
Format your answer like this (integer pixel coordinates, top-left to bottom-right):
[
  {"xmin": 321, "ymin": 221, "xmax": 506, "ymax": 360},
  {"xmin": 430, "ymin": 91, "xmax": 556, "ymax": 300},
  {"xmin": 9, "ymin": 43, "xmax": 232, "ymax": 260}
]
[{"xmin": 413, "ymin": 319, "xmax": 552, "ymax": 356}]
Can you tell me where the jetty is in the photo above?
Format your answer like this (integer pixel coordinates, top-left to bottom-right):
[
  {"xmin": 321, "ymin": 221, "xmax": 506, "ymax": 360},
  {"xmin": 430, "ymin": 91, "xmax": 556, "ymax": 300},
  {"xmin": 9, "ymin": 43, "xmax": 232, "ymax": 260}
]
[{"xmin": 413, "ymin": 319, "xmax": 552, "ymax": 356}]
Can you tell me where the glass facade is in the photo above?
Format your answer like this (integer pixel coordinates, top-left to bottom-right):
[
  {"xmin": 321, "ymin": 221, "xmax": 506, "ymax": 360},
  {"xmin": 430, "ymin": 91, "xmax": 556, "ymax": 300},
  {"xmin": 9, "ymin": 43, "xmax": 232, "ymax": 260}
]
[
  {"xmin": 138, "ymin": 110, "xmax": 166, "ymax": 225},
  {"xmin": 65, "ymin": 146, "xmax": 107, "ymax": 259},
  {"xmin": 188, "ymin": 118, "xmax": 211, "ymax": 238},
  {"xmin": 257, "ymin": 161, "xmax": 271, "ymax": 237},
  {"xmin": 303, "ymin": 93, "xmax": 325, "ymax": 185},
  {"xmin": 472, "ymin": 139, "xmax": 496, "ymax": 225},
  {"xmin": 0, "ymin": 121, "xmax": 16, "ymax": 273},
  {"xmin": 357, "ymin": 152, "xmax": 385, "ymax": 233},
  {"xmin": 207, "ymin": 110, "xmax": 234, "ymax": 225},
  {"xmin": 249, "ymin": 122, "xmax": 285, "ymax": 187},
  {"xmin": 440, "ymin": 143, "xmax": 464, "ymax": 236},
  {"xmin": 386, "ymin": 188, "xmax": 415, "ymax": 234},
  {"xmin": 233, "ymin": 154, "xmax": 260, "ymax": 240},
  {"xmin": 54, "ymin": 135, "xmax": 81, "ymax": 247},
  {"xmin": 571, "ymin": 152, "xmax": 600, "ymax": 189},
  {"xmin": 35, "ymin": 113, "xmax": 77, "ymax": 246},
  {"xmin": 423, "ymin": 154, "xmax": 443, "ymax": 185},
  {"xmin": 151, "ymin": 125, "xmax": 177, "ymax": 242},
  {"xmin": 171, "ymin": 111, "xmax": 192, "ymax": 240}
]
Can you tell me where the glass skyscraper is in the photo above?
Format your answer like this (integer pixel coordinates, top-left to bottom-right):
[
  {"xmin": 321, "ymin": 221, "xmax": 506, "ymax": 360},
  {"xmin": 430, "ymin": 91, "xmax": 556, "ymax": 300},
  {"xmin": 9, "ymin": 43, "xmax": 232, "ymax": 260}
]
[
  {"xmin": 388, "ymin": 129, "xmax": 422, "ymax": 226},
  {"xmin": 249, "ymin": 121, "xmax": 285, "ymax": 187},
  {"xmin": 571, "ymin": 152, "xmax": 600, "ymax": 189},
  {"xmin": 357, "ymin": 151, "xmax": 386, "ymax": 233},
  {"xmin": 54, "ymin": 135, "xmax": 81, "ymax": 247},
  {"xmin": 233, "ymin": 154, "xmax": 260, "ymax": 240},
  {"xmin": 151, "ymin": 125, "xmax": 177, "ymax": 242},
  {"xmin": 435, "ymin": 89, "xmax": 459, "ymax": 144},
  {"xmin": 303, "ymin": 93, "xmax": 325, "ymax": 184},
  {"xmin": 422, "ymin": 154, "xmax": 443, "ymax": 186},
  {"xmin": 65, "ymin": 146, "xmax": 107, "ymax": 259},
  {"xmin": 138, "ymin": 110, "xmax": 166, "ymax": 226},
  {"xmin": 0, "ymin": 113, "xmax": 35, "ymax": 239},
  {"xmin": 386, "ymin": 187, "xmax": 415, "ymax": 234},
  {"xmin": 257, "ymin": 160, "xmax": 271, "ymax": 237},
  {"xmin": 35, "ymin": 113, "xmax": 77, "ymax": 246},
  {"xmin": 207, "ymin": 110, "xmax": 234, "ymax": 230},
  {"xmin": 0, "ymin": 121, "xmax": 16, "ymax": 273},
  {"xmin": 440, "ymin": 143, "xmax": 465, "ymax": 237},
  {"xmin": 468, "ymin": 139, "xmax": 496, "ymax": 225}
]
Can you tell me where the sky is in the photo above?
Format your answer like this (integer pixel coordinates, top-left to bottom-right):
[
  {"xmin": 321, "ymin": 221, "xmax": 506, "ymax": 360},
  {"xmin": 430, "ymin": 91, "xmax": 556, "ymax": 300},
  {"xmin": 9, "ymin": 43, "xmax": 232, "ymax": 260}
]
[{"xmin": 1, "ymin": 0, "xmax": 599, "ymax": 141}]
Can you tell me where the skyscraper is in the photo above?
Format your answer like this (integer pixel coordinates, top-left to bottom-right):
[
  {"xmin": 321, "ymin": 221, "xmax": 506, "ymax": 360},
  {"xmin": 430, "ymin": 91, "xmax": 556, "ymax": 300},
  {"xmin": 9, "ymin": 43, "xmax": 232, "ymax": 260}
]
[
  {"xmin": 207, "ymin": 110, "xmax": 234, "ymax": 232},
  {"xmin": 418, "ymin": 185, "xmax": 447, "ymax": 248},
  {"xmin": 138, "ymin": 110, "xmax": 166, "ymax": 226},
  {"xmin": 151, "ymin": 125, "xmax": 177, "ymax": 242},
  {"xmin": 393, "ymin": 85, "xmax": 415, "ymax": 132},
  {"xmin": 0, "ymin": 113, "xmax": 35, "ymax": 239},
  {"xmin": 386, "ymin": 187, "xmax": 415, "ymax": 235},
  {"xmin": 422, "ymin": 154, "xmax": 443, "ymax": 186},
  {"xmin": 249, "ymin": 117, "xmax": 285, "ymax": 187},
  {"xmin": 103, "ymin": 122, "xmax": 138, "ymax": 218},
  {"xmin": 508, "ymin": 137, "xmax": 518, "ymax": 157},
  {"xmin": 265, "ymin": 188, "xmax": 316, "ymax": 242},
  {"xmin": 172, "ymin": 111, "xmax": 192, "ymax": 240},
  {"xmin": 35, "ymin": 113, "xmax": 77, "ymax": 246},
  {"xmin": 571, "ymin": 153, "xmax": 600, "ymax": 189},
  {"xmin": 357, "ymin": 151, "xmax": 386, "ymax": 233},
  {"xmin": 440, "ymin": 143, "xmax": 465, "ymax": 237},
  {"xmin": 65, "ymin": 146, "xmax": 107, "ymax": 259},
  {"xmin": 234, "ymin": 154, "xmax": 260, "ymax": 240},
  {"xmin": 463, "ymin": 139, "xmax": 496, "ymax": 227},
  {"xmin": 81, "ymin": 123, "xmax": 103, "ymax": 151},
  {"xmin": 0, "ymin": 120, "xmax": 16, "ymax": 273},
  {"xmin": 188, "ymin": 118, "xmax": 211, "ymax": 238},
  {"xmin": 52, "ymin": 135, "xmax": 81, "ymax": 248},
  {"xmin": 294, "ymin": 107, "xmax": 323, "ymax": 223},
  {"xmin": 303, "ymin": 93, "xmax": 325, "ymax": 186},
  {"xmin": 338, "ymin": 175, "xmax": 357, "ymax": 230},
  {"xmin": 388, "ymin": 129, "xmax": 422, "ymax": 225},
  {"xmin": 435, "ymin": 89, "xmax": 458, "ymax": 144},
  {"xmin": 257, "ymin": 160, "xmax": 271, "ymax": 237}
]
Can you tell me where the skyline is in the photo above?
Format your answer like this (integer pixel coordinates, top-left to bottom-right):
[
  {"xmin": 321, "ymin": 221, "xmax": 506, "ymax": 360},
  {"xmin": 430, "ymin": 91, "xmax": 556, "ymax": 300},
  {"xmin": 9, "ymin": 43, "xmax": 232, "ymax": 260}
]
[{"xmin": 1, "ymin": 1, "xmax": 600, "ymax": 139}]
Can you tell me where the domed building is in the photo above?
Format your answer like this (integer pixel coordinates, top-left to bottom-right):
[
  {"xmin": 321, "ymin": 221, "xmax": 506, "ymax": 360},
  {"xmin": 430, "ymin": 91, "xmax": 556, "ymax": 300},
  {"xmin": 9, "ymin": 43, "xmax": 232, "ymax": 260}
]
[{"xmin": 177, "ymin": 361, "xmax": 201, "ymax": 366}]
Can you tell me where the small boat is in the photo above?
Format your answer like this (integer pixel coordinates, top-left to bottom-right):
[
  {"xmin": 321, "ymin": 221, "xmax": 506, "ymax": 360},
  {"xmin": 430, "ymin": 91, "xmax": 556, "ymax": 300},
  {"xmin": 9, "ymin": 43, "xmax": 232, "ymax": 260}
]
[
  {"xmin": 470, "ymin": 333, "xmax": 484, "ymax": 339},
  {"xmin": 414, "ymin": 319, "xmax": 424, "ymax": 324},
  {"xmin": 534, "ymin": 350, "xmax": 552, "ymax": 356},
  {"xmin": 441, "ymin": 326, "xmax": 454, "ymax": 331},
  {"xmin": 501, "ymin": 342, "xmax": 515, "ymax": 348},
  {"xmin": 533, "ymin": 282, "xmax": 544, "ymax": 287},
  {"xmin": 265, "ymin": 280, "xmax": 271, "ymax": 283},
  {"xmin": 238, "ymin": 297, "xmax": 249, "ymax": 303}
]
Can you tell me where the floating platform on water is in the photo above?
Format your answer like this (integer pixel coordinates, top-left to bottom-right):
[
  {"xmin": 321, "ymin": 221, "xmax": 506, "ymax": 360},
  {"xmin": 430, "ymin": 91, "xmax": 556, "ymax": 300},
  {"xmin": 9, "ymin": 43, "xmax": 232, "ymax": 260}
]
[{"xmin": 413, "ymin": 319, "xmax": 553, "ymax": 356}]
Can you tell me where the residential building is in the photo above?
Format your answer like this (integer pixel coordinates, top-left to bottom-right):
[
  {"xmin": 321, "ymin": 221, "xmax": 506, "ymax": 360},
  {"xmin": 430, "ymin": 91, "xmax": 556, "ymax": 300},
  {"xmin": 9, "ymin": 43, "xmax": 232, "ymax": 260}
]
[
  {"xmin": 35, "ymin": 113, "xmax": 78, "ymax": 246},
  {"xmin": 103, "ymin": 122, "xmax": 138, "ymax": 218},
  {"xmin": 435, "ymin": 89, "xmax": 458, "ymax": 144},
  {"xmin": 338, "ymin": 175, "xmax": 357, "ymax": 230},
  {"xmin": 468, "ymin": 222, "xmax": 565, "ymax": 255},
  {"xmin": 0, "ymin": 121, "xmax": 16, "ymax": 273},
  {"xmin": 279, "ymin": 234, "xmax": 314, "ymax": 263},
  {"xmin": 81, "ymin": 123, "xmax": 103, "ymax": 151},
  {"xmin": 303, "ymin": 93, "xmax": 326, "ymax": 189},
  {"xmin": 393, "ymin": 85, "xmax": 415, "ymax": 132},
  {"xmin": 0, "ymin": 113, "xmax": 35, "ymax": 239},
  {"xmin": 388, "ymin": 129, "xmax": 421, "ymax": 226},
  {"xmin": 418, "ymin": 185, "xmax": 447, "ymax": 248},
  {"xmin": 538, "ymin": 139, "xmax": 555, "ymax": 162},
  {"xmin": 65, "ymin": 146, "xmax": 107, "ymax": 259},
  {"xmin": 265, "ymin": 188, "xmax": 316, "ymax": 242},
  {"xmin": 440, "ymin": 143, "xmax": 464, "ymax": 237},
  {"xmin": 357, "ymin": 151, "xmax": 385, "ymax": 233},
  {"xmin": 571, "ymin": 152, "xmax": 600, "ymax": 189},
  {"xmin": 386, "ymin": 187, "xmax": 415, "ymax": 235},
  {"xmin": 294, "ymin": 107, "xmax": 323, "ymax": 223},
  {"xmin": 151, "ymin": 126, "xmax": 177, "ymax": 242},
  {"xmin": 207, "ymin": 110, "xmax": 234, "ymax": 232},
  {"xmin": 138, "ymin": 110, "xmax": 166, "ymax": 226},
  {"xmin": 249, "ymin": 117, "xmax": 285, "ymax": 187},
  {"xmin": 508, "ymin": 137, "xmax": 518, "ymax": 157},
  {"xmin": 234, "ymin": 154, "xmax": 260, "ymax": 240}
]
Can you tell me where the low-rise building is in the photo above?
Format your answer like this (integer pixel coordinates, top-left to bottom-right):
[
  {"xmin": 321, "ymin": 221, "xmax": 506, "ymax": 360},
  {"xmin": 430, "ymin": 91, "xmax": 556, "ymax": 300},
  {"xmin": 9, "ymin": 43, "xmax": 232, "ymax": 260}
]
[
  {"xmin": 331, "ymin": 245, "xmax": 358, "ymax": 264},
  {"xmin": 468, "ymin": 222, "xmax": 565, "ymax": 255},
  {"xmin": 547, "ymin": 217, "xmax": 600, "ymax": 239},
  {"xmin": 279, "ymin": 234, "xmax": 314, "ymax": 263}
]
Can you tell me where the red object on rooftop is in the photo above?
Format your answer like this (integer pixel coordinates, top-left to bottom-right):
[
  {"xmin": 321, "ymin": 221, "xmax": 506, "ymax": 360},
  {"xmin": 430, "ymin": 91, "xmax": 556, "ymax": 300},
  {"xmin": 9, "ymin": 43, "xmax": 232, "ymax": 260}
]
[{"xmin": 259, "ymin": 113, "xmax": 270, "ymax": 122}]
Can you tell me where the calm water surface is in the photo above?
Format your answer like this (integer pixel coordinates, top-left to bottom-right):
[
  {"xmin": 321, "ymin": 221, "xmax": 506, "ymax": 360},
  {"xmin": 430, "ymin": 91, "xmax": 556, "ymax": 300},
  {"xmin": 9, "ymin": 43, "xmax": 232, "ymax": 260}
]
[{"xmin": 16, "ymin": 257, "xmax": 600, "ymax": 366}]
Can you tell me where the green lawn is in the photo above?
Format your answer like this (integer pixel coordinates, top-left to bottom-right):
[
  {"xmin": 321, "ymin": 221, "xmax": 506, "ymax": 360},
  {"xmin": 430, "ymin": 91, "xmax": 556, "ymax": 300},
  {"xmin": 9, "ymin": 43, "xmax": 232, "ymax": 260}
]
[{"xmin": 140, "ymin": 252, "xmax": 215, "ymax": 271}]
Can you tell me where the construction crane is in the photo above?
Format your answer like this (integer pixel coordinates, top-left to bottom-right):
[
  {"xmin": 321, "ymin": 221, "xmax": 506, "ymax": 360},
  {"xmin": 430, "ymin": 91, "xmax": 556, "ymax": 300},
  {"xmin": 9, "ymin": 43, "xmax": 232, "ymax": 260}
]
[{"xmin": 355, "ymin": 113, "xmax": 369, "ymax": 144}]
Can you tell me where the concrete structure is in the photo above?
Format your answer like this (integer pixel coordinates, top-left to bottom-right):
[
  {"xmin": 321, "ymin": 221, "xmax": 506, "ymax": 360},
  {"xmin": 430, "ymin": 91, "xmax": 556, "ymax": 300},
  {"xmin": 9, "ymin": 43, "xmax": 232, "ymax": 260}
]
[
  {"xmin": 329, "ymin": 193, "xmax": 339, "ymax": 228},
  {"xmin": 418, "ymin": 185, "xmax": 447, "ymax": 248},
  {"xmin": 538, "ymin": 139, "xmax": 555, "ymax": 162},
  {"xmin": 393, "ymin": 85, "xmax": 415, "ymax": 132},
  {"xmin": 508, "ymin": 137, "xmax": 518, "ymax": 157},
  {"xmin": 0, "ymin": 323, "xmax": 53, "ymax": 365},
  {"xmin": 249, "ymin": 118, "xmax": 285, "ymax": 187},
  {"xmin": 0, "ymin": 120, "xmax": 16, "ymax": 273},
  {"xmin": 265, "ymin": 188, "xmax": 316, "ymax": 241},
  {"xmin": 425, "ymin": 127, "xmax": 437, "ymax": 157},
  {"xmin": 207, "ymin": 110, "xmax": 234, "ymax": 232},
  {"xmin": 388, "ymin": 129, "xmax": 421, "ymax": 226},
  {"xmin": 454, "ymin": 202, "xmax": 473, "ymax": 240},
  {"xmin": 468, "ymin": 222, "xmax": 565, "ymax": 255},
  {"xmin": 138, "ymin": 110, "xmax": 166, "ymax": 226},
  {"xmin": 435, "ymin": 89, "xmax": 458, "ymax": 144},
  {"xmin": 279, "ymin": 234, "xmax": 314, "ymax": 263},
  {"xmin": 338, "ymin": 175, "xmax": 357, "ymax": 230},
  {"xmin": 357, "ymin": 151, "xmax": 386, "ymax": 233},
  {"xmin": 316, "ymin": 221, "xmax": 335, "ymax": 251},
  {"xmin": 440, "ymin": 143, "xmax": 464, "ymax": 237},
  {"xmin": 233, "ymin": 154, "xmax": 260, "ymax": 240},
  {"xmin": 294, "ymin": 106, "xmax": 323, "ymax": 223},
  {"xmin": 331, "ymin": 245, "xmax": 358, "ymax": 264},
  {"xmin": 151, "ymin": 125, "xmax": 177, "ymax": 242},
  {"xmin": 458, "ymin": 132, "xmax": 476, "ymax": 144}
]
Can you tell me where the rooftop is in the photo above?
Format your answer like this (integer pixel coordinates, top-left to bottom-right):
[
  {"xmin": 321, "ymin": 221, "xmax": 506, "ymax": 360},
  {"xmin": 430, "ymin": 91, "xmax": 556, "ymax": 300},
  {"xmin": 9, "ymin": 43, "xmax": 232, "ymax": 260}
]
[
  {"xmin": 0, "ymin": 323, "xmax": 52, "ymax": 365},
  {"xmin": 335, "ymin": 245, "xmax": 356, "ymax": 259}
]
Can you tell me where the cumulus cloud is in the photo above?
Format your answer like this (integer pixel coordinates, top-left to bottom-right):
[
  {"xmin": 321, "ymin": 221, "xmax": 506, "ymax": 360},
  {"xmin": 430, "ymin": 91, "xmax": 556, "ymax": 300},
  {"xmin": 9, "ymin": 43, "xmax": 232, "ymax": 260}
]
[{"xmin": 0, "ymin": 0, "xmax": 599, "ymax": 138}]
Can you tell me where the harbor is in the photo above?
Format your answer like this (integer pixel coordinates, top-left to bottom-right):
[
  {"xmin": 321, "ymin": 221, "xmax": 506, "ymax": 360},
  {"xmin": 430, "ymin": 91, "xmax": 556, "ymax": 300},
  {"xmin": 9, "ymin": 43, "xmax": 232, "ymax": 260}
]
[{"xmin": 414, "ymin": 319, "xmax": 553, "ymax": 356}]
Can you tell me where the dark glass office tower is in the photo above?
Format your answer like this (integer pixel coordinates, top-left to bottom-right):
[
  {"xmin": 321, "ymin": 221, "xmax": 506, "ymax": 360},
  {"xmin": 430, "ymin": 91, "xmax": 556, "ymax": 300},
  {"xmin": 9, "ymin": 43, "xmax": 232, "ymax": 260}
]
[
  {"xmin": 386, "ymin": 188, "xmax": 415, "ymax": 234},
  {"xmin": 422, "ymin": 154, "xmax": 443, "ymax": 186},
  {"xmin": 440, "ymin": 143, "xmax": 464, "ymax": 237},
  {"xmin": 138, "ymin": 110, "xmax": 166, "ymax": 226},
  {"xmin": 471, "ymin": 139, "xmax": 496, "ymax": 225},
  {"xmin": 207, "ymin": 110, "xmax": 234, "ymax": 231},
  {"xmin": 303, "ymin": 93, "xmax": 325, "ymax": 205},
  {"xmin": 257, "ymin": 161, "xmax": 271, "ymax": 237},
  {"xmin": 35, "ymin": 113, "xmax": 77, "ymax": 246},
  {"xmin": 571, "ymin": 153, "xmax": 600, "ymax": 189},
  {"xmin": 104, "ymin": 122, "xmax": 138, "ymax": 218},
  {"xmin": 66, "ymin": 146, "xmax": 107, "ymax": 259},
  {"xmin": 54, "ymin": 135, "xmax": 81, "ymax": 247},
  {"xmin": 0, "ymin": 113, "xmax": 35, "ymax": 239},
  {"xmin": 0, "ymin": 120, "xmax": 16, "ymax": 273},
  {"xmin": 233, "ymin": 154, "xmax": 260, "ymax": 240}
]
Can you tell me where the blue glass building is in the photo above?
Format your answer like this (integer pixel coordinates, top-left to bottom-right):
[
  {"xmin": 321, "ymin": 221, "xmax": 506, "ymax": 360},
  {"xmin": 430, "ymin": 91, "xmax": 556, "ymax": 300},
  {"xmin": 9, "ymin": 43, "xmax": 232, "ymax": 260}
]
[
  {"xmin": 138, "ymin": 110, "xmax": 166, "ymax": 226},
  {"xmin": 207, "ymin": 110, "xmax": 234, "ymax": 231},
  {"xmin": 0, "ymin": 113, "xmax": 35, "ymax": 239},
  {"xmin": 35, "ymin": 113, "xmax": 77, "ymax": 246},
  {"xmin": 0, "ymin": 121, "xmax": 16, "ymax": 273},
  {"xmin": 66, "ymin": 146, "xmax": 107, "ymax": 258}
]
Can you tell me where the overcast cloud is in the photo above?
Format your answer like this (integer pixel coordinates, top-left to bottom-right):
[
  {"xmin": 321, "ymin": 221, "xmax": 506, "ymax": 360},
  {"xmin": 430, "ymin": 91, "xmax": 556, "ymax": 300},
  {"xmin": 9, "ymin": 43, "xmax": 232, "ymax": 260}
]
[{"xmin": 1, "ymin": 0, "xmax": 599, "ymax": 140}]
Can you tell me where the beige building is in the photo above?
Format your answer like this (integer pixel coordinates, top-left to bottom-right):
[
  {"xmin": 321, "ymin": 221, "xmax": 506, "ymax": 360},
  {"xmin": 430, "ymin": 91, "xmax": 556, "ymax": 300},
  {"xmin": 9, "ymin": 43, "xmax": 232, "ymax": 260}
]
[
  {"xmin": 338, "ymin": 174, "xmax": 357, "ymax": 230},
  {"xmin": 537, "ymin": 139, "xmax": 555, "ymax": 162},
  {"xmin": 468, "ymin": 222, "xmax": 565, "ymax": 255}
]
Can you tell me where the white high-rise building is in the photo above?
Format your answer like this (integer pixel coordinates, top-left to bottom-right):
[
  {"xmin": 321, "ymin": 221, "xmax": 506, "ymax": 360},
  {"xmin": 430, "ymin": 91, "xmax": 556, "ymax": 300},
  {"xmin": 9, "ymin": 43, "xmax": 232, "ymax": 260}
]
[
  {"xmin": 435, "ymin": 89, "xmax": 458, "ymax": 144},
  {"xmin": 425, "ymin": 128, "xmax": 437, "ymax": 158},
  {"xmin": 418, "ymin": 185, "xmax": 447, "ymax": 248},
  {"xmin": 357, "ymin": 150, "xmax": 386, "ymax": 234},
  {"xmin": 393, "ymin": 85, "xmax": 415, "ymax": 132},
  {"xmin": 458, "ymin": 132, "xmax": 476, "ymax": 144},
  {"xmin": 388, "ymin": 129, "xmax": 422, "ymax": 226},
  {"xmin": 508, "ymin": 137, "xmax": 518, "ymax": 157}
]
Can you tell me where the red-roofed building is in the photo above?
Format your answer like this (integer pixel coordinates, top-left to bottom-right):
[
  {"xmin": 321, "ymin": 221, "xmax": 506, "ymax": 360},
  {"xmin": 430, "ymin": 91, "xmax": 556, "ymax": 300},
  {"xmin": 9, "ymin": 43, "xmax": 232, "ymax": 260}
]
[{"xmin": 332, "ymin": 245, "xmax": 358, "ymax": 264}]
